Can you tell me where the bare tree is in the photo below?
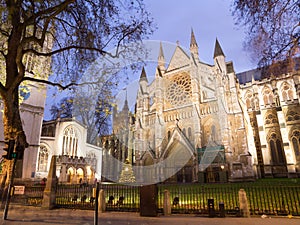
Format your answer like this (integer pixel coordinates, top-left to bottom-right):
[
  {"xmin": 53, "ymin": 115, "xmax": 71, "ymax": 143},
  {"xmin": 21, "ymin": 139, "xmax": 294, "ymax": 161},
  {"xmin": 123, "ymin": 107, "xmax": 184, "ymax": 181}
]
[
  {"xmin": 50, "ymin": 97, "xmax": 74, "ymax": 119},
  {"xmin": 0, "ymin": 0, "xmax": 153, "ymax": 186},
  {"xmin": 232, "ymin": 0, "xmax": 299, "ymax": 68}
]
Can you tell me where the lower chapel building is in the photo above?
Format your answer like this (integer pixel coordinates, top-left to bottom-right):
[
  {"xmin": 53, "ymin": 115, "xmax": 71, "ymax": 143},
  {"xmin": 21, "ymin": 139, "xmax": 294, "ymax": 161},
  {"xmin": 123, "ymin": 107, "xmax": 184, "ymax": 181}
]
[
  {"xmin": 102, "ymin": 31, "xmax": 300, "ymax": 183},
  {"xmin": 0, "ymin": 79, "xmax": 102, "ymax": 184}
]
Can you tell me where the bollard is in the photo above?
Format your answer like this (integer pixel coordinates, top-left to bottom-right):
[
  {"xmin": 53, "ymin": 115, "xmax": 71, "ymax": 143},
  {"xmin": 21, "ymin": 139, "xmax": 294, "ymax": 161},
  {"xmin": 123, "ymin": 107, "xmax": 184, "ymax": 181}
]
[
  {"xmin": 140, "ymin": 184, "xmax": 158, "ymax": 217},
  {"xmin": 98, "ymin": 189, "xmax": 106, "ymax": 213},
  {"xmin": 208, "ymin": 199, "xmax": 215, "ymax": 217},
  {"xmin": 238, "ymin": 189, "xmax": 250, "ymax": 217},
  {"xmin": 219, "ymin": 202, "xmax": 225, "ymax": 217},
  {"xmin": 163, "ymin": 189, "xmax": 171, "ymax": 216}
]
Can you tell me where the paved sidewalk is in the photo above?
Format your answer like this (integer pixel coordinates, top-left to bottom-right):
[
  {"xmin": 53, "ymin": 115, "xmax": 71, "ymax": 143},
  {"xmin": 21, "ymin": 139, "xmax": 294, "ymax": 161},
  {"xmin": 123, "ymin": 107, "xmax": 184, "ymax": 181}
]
[{"xmin": 0, "ymin": 205, "xmax": 299, "ymax": 225}]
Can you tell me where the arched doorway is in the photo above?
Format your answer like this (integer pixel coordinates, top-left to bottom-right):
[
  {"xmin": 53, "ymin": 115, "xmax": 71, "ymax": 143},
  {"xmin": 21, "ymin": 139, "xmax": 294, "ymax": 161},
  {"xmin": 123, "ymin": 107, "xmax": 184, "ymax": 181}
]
[
  {"xmin": 163, "ymin": 140, "xmax": 194, "ymax": 183},
  {"xmin": 77, "ymin": 168, "xmax": 84, "ymax": 184},
  {"xmin": 67, "ymin": 167, "xmax": 75, "ymax": 183}
]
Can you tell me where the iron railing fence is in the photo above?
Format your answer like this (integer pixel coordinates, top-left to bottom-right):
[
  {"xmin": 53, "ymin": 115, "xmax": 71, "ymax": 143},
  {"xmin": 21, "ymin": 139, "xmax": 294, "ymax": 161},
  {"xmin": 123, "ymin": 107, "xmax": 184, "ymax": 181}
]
[
  {"xmin": 55, "ymin": 184, "xmax": 95, "ymax": 209},
  {"xmin": 157, "ymin": 183, "xmax": 300, "ymax": 216},
  {"xmin": 102, "ymin": 184, "xmax": 140, "ymax": 212},
  {"xmin": 55, "ymin": 183, "xmax": 140, "ymax": 212},
  {"xmin": 158, "ymin": 183, "xmax": 240, "ymax": 215},
  {"xmin": 1, "ymin": 180, "xmax": 299, "ymax": 216},
  {"xmin": 1, "ymin": 185, "xmax": 45, "ymax": 207}
]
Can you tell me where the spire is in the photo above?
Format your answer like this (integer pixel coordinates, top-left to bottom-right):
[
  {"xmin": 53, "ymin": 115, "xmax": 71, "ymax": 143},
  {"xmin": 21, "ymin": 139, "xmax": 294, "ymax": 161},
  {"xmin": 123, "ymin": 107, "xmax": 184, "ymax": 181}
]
[
  {"xmin": 158, "ymin": 41, "xmax": 164, "ymax": 59},
  {"xmin": 123, "ymin": 89, "xmax": 129, "ymax": 111},
  {"xmin": 190, "ymin": 28, "xmax": 198, "ymax": 48},
  {"xmin": 190, "ymin": 28, "xmax": 199, "ymax": 59},
  {"xmin": 139, "ymin": 67, "xmax": 148, "ymax": 82},
  {"xmin": 158, "ymin": 42, "xmax": 165, "ymax": 71},
  {"xmin": 214, "ymin": 38, "xmax": 225, "ymax": 58}
]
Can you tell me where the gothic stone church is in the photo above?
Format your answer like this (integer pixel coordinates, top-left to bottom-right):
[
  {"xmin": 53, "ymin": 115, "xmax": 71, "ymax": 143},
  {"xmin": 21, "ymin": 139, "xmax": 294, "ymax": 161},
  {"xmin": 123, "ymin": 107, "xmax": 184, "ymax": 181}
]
[{"xmin": 102, "ymin": 30, "xmax": 300, "ymax": 184}]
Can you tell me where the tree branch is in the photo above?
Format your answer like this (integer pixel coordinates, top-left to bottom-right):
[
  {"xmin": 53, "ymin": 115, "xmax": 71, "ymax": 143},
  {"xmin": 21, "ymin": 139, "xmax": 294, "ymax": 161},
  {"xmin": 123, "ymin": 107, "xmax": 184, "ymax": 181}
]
[
  {"xmin": 23, "ymin": 76, "xmax": 77, "ymax": 90},
  {"xmin": 23, "ymin": 0, "xmax": 75, "ymax": 27},
  {"xmin": 22, "ymin": 75, "xmax": 112, "ymax": 90},
  {"xmin": 23, "ymin": 45, "xmax": 108, "ymax": 57}
]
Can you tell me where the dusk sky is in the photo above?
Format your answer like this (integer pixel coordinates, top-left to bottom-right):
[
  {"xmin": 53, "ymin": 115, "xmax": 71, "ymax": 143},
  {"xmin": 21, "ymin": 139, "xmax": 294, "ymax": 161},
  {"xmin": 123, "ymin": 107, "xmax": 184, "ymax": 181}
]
[
  {"xmin": 145, "ymin": 0, "xmax": 255, "ymax": 73},
  {"xmin": 44, "ymin": 1, "xmax": 255, "ymax": 119}
]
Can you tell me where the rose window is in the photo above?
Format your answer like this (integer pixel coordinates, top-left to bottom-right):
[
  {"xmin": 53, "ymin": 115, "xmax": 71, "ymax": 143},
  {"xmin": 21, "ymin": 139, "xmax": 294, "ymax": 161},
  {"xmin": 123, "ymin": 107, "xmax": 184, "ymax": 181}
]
[{"xmin": 166, "ymin": 74, "xmax": 192, "ymax": 106}]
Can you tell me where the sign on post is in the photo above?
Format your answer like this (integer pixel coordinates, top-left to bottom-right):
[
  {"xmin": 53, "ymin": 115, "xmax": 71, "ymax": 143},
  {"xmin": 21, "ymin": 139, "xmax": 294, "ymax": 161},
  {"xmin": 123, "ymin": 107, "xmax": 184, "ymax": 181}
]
[{"xmin": 14, "ymin": 186, "xmax": 25, "ymax": 195}]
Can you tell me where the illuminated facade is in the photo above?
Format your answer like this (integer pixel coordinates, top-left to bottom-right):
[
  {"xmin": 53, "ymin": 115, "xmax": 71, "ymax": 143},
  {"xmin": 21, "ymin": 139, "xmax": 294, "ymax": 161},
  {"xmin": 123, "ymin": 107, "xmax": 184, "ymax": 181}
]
[
  {"xmin": 103, "ymin": 31, "xmax": 300, "ymax": 183},
  {"xmin": 39, "ymin": 118, "xmax": 102, "ymax": 183}
]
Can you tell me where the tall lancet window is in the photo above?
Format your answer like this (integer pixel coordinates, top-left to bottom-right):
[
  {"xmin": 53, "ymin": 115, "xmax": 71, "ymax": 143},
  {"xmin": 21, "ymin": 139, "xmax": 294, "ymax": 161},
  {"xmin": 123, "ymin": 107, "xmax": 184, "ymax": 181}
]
[
  {"xmin": 291, "ymin": 130, "xmax": 300, "ymax": 162},
  {"xmin": 62, "ymin": 126, "xmax": 78, "ymax": 157},
  {"xmin": 281, "ymin": 82, "xmax": 294, "ymax": 102},
  {"xmin": 269, "ymin": 133, "xmax": 286, "ymax": 165},
  {"xmin": 38, "ymin": 145, "xmax": 49, "ymax": 172}
]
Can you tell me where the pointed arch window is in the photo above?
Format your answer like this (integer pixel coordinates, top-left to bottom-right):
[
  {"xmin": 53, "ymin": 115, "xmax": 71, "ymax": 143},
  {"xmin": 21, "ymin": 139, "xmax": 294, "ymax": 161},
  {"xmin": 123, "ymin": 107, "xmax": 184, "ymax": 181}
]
[
  {"xmin": 286, "ymin": 110, "xmax": 300, "ymax": 122},
  {"xmin": 245, "ymin": 91, "xmax": 254, "ymax": 111},
  {"xmin": 281, "ymin": 83, "xmax": 294, "ymax": 101},
  {"xmin": 62, "ymin": 126, "xmax": 78, "ymax": 157},
  {"xmin": 211, "ymin": 125, "xmax": 217, "ymax": 142},
  {"xmin": 291, "ymin": 130, "xmax": 300, "ymax": 162},
  {"xmin": 264, "ymin": 113, "xmax": 278, "ymax": 126},
  {"xmin": 37, "ymin": 145, "xmax": 49, "ymax": 172},
  {"xmin": 263, "ymin": 87, "xmax": 274, "ymax": 106},
  {"xmin": 188, "ymin": 127, "xmax": 192, "ymax": 140},
  {"xmin": 167, "ymin": 130, "xmax": 171, "ymax": 140},
  {"xmin": 24, "ymin": 52, "xmax": 36, "ymax": 72},
  {"xmin": 182, "ymin": 128, "xmax": 186, "ymax": 136},
  {"xmin": 269, "ymin": 133, "xmax": 286, "ymax": 165}
]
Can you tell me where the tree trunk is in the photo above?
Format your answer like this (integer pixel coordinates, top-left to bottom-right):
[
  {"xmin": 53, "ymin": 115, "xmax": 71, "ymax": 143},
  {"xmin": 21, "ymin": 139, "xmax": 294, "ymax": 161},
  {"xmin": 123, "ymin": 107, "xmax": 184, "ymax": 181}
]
[{"xmin": 1, "ymin": 88, "xmax": 28, "ymax": 188}]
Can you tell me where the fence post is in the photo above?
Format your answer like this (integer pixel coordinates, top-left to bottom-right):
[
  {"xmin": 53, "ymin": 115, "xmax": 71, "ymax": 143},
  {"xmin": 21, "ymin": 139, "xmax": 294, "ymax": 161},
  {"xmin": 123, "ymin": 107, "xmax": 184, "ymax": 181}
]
[
  {"xmin": 42, "ymin": 156, "xmax": 57, "ymax": 209},
  {"xmin": 98, "ymin": 189, "xmax": 106, "ymax": 213},
  {"xmin": 219, "ymin": 202, "xmax": 225, "ymax": 217},
  {"xmin": 238, "ymin": 189, "xmax": 250, "ymax": 217},
  {"xmin": 140, "ymin": 184, "xmax": 158, "ymax": 217},
  {"xmin": 163, "ymin": 189, "xmax": 171, "ymax": 216},
  {"xmin": 94, "ymin": 182, "xmax": 100, "ymax": 225}
]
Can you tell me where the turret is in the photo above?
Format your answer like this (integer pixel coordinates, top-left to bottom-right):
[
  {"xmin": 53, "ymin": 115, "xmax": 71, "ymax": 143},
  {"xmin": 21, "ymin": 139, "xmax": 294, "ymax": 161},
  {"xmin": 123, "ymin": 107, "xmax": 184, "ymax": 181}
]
[
  {"xmin": 137, "ymin": 67, "xmax": 149, "ymax": 111},
  {"xmin": 122, "ymin": 89, "xmax": 129, "ymax": 112},
  {"xmin": 139, "ymin": 67, "xmax": 148, "ymax": 94},
  {"xmin": 139, "ymin": 66, "xmax": 148, "ymax": 83},
  {"xmin": 190, "ymin": 28, "xmax": 199, "ymax": 61},
  {"xmin": 158, "ymin": 42, "xmax": 165, "ymax": 72},
  {"xmin": 213, "ymin": 38, "xmax": 227, "ymax": 74}
]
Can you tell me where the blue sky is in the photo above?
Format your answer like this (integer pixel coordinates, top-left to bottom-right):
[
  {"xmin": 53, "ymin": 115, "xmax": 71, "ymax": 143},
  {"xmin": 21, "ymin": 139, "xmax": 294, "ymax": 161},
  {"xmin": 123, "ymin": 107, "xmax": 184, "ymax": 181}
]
[
  {"xmin": 44, "ymin": 1, "xmax": 255, "ymax": 120},
  {"xmin": 145, "ymin": 0, "xmax": 255, "ymax": 73}
]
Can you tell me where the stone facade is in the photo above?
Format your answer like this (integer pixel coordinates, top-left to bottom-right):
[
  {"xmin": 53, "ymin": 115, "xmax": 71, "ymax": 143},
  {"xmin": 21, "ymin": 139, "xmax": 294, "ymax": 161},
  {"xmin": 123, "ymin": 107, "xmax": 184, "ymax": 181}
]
[
  {"xmin": 103, "ymin": 31, "xmax": 300, "ymax": 183},
  {"xmin": 237, "ymin": 62, "xmax": 300, "ymax": 178},
  {"xmin": 39, "ymin": 118, "xmax": 102, "ymax": 184},
  {"xmin": 0, "ymin": 31, "xmax": 52, "ymax": 180},
  {"xmin": 0, "ymin": 76, "xmax": 49, "ymax": 179}
]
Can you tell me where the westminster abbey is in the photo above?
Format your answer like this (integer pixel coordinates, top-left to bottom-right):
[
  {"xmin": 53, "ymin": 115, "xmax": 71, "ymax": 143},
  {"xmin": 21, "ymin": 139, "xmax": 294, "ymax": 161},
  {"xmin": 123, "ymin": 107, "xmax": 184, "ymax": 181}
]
[{"xmin": 102, "ymin": 30, "xmax": 300, "ymax": 184}]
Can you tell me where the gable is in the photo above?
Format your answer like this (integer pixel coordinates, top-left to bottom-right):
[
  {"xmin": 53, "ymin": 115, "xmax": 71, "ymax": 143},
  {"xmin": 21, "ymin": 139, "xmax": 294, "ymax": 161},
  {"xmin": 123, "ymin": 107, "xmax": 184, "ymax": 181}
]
[
  {"xmin": 161, "ymin": 127, "xmax": 195, "ymax": 160},
  {"xmin": 166, "ymin": 46, "xmax": 190, "ymax": 72}
]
